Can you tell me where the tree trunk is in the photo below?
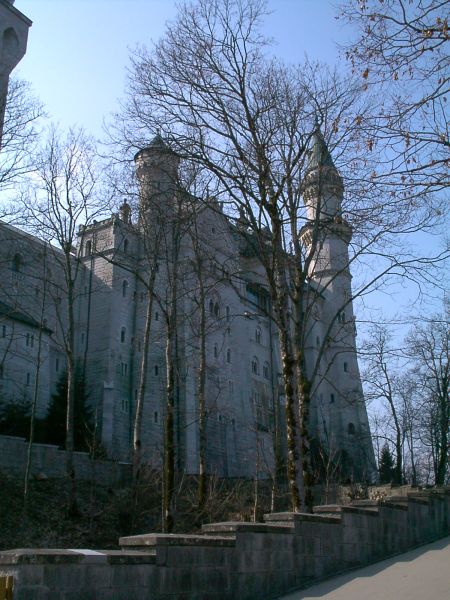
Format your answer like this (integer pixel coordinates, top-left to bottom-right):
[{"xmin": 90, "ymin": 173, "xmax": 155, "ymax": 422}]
[{"xmin": 197, "ymin": 279, "xmax": 207, "ymax": 513}]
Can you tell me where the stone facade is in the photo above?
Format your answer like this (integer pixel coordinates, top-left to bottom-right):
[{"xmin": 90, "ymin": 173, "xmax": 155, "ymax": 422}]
[
  {"xmin": 0, "ymin": 487, "xmax": 448, "ymax": 599},
  {"xmin": 0, "ymin": 132, "xmax": 376, "ymax": 480},
  {"xmin": 0, "ymin": 0, "xmax": 31, "ymax": 143}
]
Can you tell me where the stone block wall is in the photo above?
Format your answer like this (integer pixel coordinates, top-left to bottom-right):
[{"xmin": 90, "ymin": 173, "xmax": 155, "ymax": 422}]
[
  {"xmin": 0, "ymin": 487, "xmax": 448, "ymax": 599},
  {"xmin": 0, "ymin": 434, "xmax": 131, "ymax": 486}
]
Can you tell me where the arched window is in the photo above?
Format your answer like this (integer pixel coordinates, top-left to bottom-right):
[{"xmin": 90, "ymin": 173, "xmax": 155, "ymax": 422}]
[
  {"xmin": 263, "ymin": 362, "xmax": 270, "ymax": 379},
  {"xmin": 123, "ymin": 239, "xmax": 129, "ymax": 254},
  {"xmin": 122, "ymin": 280, "xmax": 128, "ymax": 298},
  {"xmin": 12, "ymin": 253, "xmax": 22, "ymax": 272},
  {"xmin": 214, "ymin": 302, "xmax": 220, "ymax": 318},
  {"xmin": 348, "ymin": 422, "xmax": 356, "ymax": 435},
  {"xmin": 251, "ymin": 356, "xmax": 259, "ymax": 375},
  {"xmin": 255, "ymin": 327, "xmax": 262, "ymax": 344},
  {"xmin": 85, "ymin": 240, "xmax": 92, "ymax": 256},
  {"xmin": 120, "ymin": 327, "xmax": 126, "ymax": 343},
  {"xmin": 226, "ymin": 349, "xmax": 231, "ymax": 363}
]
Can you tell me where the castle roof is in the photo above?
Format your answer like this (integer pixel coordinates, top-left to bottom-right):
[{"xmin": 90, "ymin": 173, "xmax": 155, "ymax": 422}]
[
  {"xmin": 134, "ymin": 134, "xmax": 175, "ymax": 161},
  {"xmin": 307, "ymin": 126, "xmax": 336, "ymax": 171}
]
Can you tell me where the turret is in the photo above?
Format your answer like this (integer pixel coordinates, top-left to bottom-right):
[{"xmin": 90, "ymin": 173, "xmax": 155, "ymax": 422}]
[
  {"xmin": 302, "ymin": 126, "xmax": 344, "ymax": 221},
  {"xmin": 299, "ymin": 126, "xmax": 352, "ymax": 282},
  {"xmin": 134, "ymin": 135, "xmax": 180, "ymax": 217},
  {"xmin": 0, "ymin": 0, "xmax": 32, "ymax": 146}
]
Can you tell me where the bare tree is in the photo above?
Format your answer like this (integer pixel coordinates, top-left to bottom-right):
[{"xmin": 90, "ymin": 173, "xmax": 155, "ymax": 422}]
[
  {"xmin": 406, "ymin": 304, "xmax": 449, "ymax": 485},
  {"xmin": 339, "ymin": 0, "xmax": 449, "ymax": 198},
  {"xmin": 362, "ymin": 325, "xmax": 405, "ymax": 484},
  {"xmin": 18, "ymin": 126, "xmax": 105, "ymax": 515},
  {"xmin": 110, "ymin": 0, "xmax": 448, "ymax": 512},
  {"xmin": 0, "ymin": 78, "xmax": 44, "ymax": 201}
]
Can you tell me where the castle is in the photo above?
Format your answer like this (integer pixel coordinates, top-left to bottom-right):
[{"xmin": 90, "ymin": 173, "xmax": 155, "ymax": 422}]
[{"xmin": 0, "ymin": 0, "xmax": 375, "ymax": 481}]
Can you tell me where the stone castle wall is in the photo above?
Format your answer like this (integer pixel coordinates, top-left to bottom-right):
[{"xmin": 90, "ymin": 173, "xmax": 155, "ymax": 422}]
[
  {"xmin": 0, "ymin": 434, "xmax": 131, "ymax": 486},
  {"xmin": 0, "ymin": 487, "xmax": 448, "ymax": 600}
]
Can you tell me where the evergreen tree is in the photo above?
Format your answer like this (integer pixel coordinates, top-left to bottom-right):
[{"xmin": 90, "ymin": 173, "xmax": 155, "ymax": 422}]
[
  {"xmin": 378, "ymin": 444, "xmax": 395, "ymax": 484},
  {"xmin": 45, "ymin": 367, "xmax": 92, "ymax": 451}
]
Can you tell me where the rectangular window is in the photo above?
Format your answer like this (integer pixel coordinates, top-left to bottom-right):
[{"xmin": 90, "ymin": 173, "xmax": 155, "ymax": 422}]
[
  {"xmin": 154, "ymin": 411, "xmax": 158, "ymax": 424},
  {"xmin": 344, "ymin": 362, "xmax": 348, "ymax": 373},
  {"xmin": 26, "ymin": 372, "xmax": 31, "ymax": 386},
  {"xmin": 330, "ymin": 393, "xmax": 335, "ymax": 403}
]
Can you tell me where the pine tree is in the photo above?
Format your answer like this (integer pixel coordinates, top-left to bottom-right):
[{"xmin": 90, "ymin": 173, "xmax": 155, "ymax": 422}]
[
  {"xmin": 45, "ymin": 366, "xmax": 92, "ymax": 451},
  {"xmin": 378, "ymin": 444, "xmax": 395, "ymax": 484}
]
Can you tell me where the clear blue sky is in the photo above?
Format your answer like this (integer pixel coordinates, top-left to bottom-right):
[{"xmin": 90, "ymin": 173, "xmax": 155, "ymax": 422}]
[
  {"xmin": 12, "ymin": 0, "xmax": 446, "ymax": 324},
  {"xmin": 16, "ymin": 0, "xmax": 349, "ymax": 138}
]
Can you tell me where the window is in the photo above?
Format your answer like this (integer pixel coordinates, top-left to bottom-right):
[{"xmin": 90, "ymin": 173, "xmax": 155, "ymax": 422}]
[
  {"xmin": 155, "ymin": 312, "xmax": 159, "ymax": 321},
  {"xmin": 56, "ymin": 358, "xmax": 59, "ymax": 372},
  {"xmin": 263, "ymin": 362, "xmax": 270, "ymax": 379},
  {"xmin": 122, "ymin": 280, "xmax": 128, "ymax": 298},
  {"xmin": 251, "ymin": 356, "xmax": 259, "ymax": 375},
  {"xmin": 154, "ymin": 365, "xmax": 159, "ymax": 376},
  {"xmin": 226, "ymin": 349, "xmax": 231, "ymax": 364},
  {"xmin": 344, "ymin": 362, "xmax": 348, "ymax": 373},
  {"xmin": 154, "ymin": 411, "xmax": 159, "ymax": 424},
  {"xmin": 12, "ymin": 253, "xmax": 22, "ymax": 273},
  {"xmin": 348, "ymin": 422, "xmax": 356, "ymax": 435},
  {"xmin": 1, "ymin": 325, "xmax": 5, "ymax": 338},
  {"xmin": 209, "ymin": 299, "xmax": 214, "ymax": 315},
  {"xmin": 26, "ymin": 333, "xmax": 30, "ymax": 347},
  {"xmin": 214, "ymin": 302, "xmax": 220, "ymax": 318},
  {"xmin": 120, "ymin": 327, "xmax": 126, "ymax": 343},
  {"xmin": 316, "ymin": 336, "xmax": 320, "ymax": 348},
  {"xmin": 255, "ymin": 327, "xmax": 261, "ymax": 344},
  {"xmin": 121, "ymin": 362, "xmax": 128, "ymax": 376},
  {"xmin": 226, "ymin": 306, "xmax": 230, "ymax": 321},
  {"xmin": 330, "ymin": 393, "xmax": 335, "ymax": 403},
  {"xmin": 123, "ymin": 239, "xmax": 129, "ymax": 254},
  {"xmin": 214, "ymin": 344, "xmax": 218, "ymax": 359},
  {"xmin": 85, "ymin": 240, "xmax": 92, "ymax": 256},
  {"xmin": 26, "ymin": 372, "xmax": 31, "ymax": 386},
  {"xmin": 339, "ymin": 311, "xmax": 345, "ymax": 324},
  {"xmin": 0, "ymin": 365, "xmax": 3, "ymax": 379}
]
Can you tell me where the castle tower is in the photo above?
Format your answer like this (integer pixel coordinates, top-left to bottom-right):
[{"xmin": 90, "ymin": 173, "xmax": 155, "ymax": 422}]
[
  {"xmin": 0, "ymin": 0, "xmax": 32, "ymax": 146},
  {"xmin": 134, "ymin": 135, "xmax": 180, "ymax": 224},
  {"xmin": 300, "ymin": 126, "xmax": 376, "ymax": 480}
]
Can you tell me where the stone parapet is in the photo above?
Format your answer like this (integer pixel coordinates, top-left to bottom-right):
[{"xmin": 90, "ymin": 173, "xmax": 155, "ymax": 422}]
[{"xmin": 0, "ymin": 487, "xmax": 449, "ymax": 599}]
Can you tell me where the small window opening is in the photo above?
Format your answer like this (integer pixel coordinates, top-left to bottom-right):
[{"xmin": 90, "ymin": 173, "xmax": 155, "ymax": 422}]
[
  {"xmin": 348, "ymin": 422, "xmax": 356, "ymax": 435},
  {"xmin": 122, "ymin": 280, "xmax": 128, "ymax": 298},
  {"xmin": 226, "ymin": 349, "xmax": 231, "ymax": 363},
  {"xmin": 214, "ymin": 302, "xmax": 220, "ymax": 318},
  {"xmin": 154, "ymin": 365, "xmax": 159, "ymax": 376},
  {"xmin": 85, "ymin": 240, "xmax": 92, "ymax": 256},
  {"xmin": 1, "ymin": 325, "xmax": 5, "ymax": 338},
  {"xmin": 214, "ymin": 344, "xmax": 218, "ymax": 359},
  {"xmin": 255, "ymin": 327, "xmax": 261, "ymax": 344},
  {"xmin": 123, "ymin": 239, "xmax": 129, "ymax": 254},
  {"xmin": 330, "ymin": 393, "xmax": 335, "ymax": 403},
  {"xmin": 344, "ymin": 362, "xmax": 348, "ymax": 373},
  {"xmin": 226, "ymin": 306, "xmax": 230, "ymax": 321},
  {"xmin": 155, "ymin": 312, "xmax": 159, "ymax": 321},
  {"xmin": 12, "ymin": 253, "xmax": 22, "ymax": 272},
  {"xmin": 120, "ymin": 327, "xmax": 126, "ymax": 343},
  {"xmin": 154, "ymin": 411, "xmax": 159, "ymax": 424},
  {"xmin": 26, "ymin": 372, "xmax": 31, "ymax": 386}
]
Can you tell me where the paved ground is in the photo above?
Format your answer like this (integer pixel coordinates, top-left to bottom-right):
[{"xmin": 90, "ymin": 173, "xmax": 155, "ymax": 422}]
[{"xmin": 278, "ymin": 537, "xmax": 450, "ymax": 600}]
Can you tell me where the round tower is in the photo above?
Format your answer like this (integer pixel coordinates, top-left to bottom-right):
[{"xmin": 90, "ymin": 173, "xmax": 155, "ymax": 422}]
[{"xmin": 134, "ymin": 134, "xmax": 180, "ymax": 217}]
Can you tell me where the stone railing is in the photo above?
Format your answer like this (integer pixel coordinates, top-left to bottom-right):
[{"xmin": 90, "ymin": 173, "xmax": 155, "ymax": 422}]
[{"xmin": 0, "ymin": 487, "xmax": 448, "ymax": 600}]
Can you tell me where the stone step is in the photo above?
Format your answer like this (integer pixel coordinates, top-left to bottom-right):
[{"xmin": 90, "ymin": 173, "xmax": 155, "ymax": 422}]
[
  {"xmin": 119, "ymin": 533, "xmax": 235, "ymax": 551},
  {"xmin": 202, "ymin": 521, "xmax": 293, "ymax": 536},
  {"xmin": 264, "ymin": 511, "xmax": 341, "ymax": 525}
]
